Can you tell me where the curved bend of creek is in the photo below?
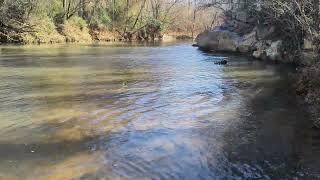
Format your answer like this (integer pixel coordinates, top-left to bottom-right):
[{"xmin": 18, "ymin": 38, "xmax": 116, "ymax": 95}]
[{"xmin": 0, "ymin": 42, "xmax": 319, "ymax": 179}]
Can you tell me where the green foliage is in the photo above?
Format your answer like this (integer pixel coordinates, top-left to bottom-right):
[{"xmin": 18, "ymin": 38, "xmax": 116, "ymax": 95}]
[
  {"xmin": 145, "ymin": 18, "xmax": 162, "ymax": 34},
  {"xmin": 146, "ymin": 18, "xmax": 162, "ymax": 29},
  {"xmin": 89, "ymin": 5, "xmax": 112, "ymax": 29},
  {"xmin": 22, "ymin": 16, "xmax": 65, "ymax": 44},
  {"xmin": 63, "ymin": 16, "xmax": 92, "ymax": 43},
  {"xmin": 0, "ymin": 0, "xmax": 35, "ymax": 42},
  {"xmin": 1, "ymin": 0, "xmax": 194, "ymax": 43},
  {"xmin": 107, "ymin": 0, "xmax": 127, "ymax": 22},
  {"xmin": 47, "ymin": 0, "xmax": 64, "ymax": 19},
  {"xmin": 1, "ymin": 0, "xmax": 29, "ymax": 21},
  {"xmin": 67, "ymin": 16, "xmax": 87, "ymax": 30}
]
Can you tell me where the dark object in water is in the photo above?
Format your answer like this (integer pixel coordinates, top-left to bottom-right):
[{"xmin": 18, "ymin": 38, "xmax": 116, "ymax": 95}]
[
  {"xmin": 214, "ymin": 60, "xmax": 228, "ymax": 65},
  {"xmin": 192, "ymin": 44, "xmax": 198, "ymax": 47}
]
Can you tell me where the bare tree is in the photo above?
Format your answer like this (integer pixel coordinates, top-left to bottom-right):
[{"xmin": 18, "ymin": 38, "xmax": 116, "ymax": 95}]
[{"xmin": 61, "ymin": 0, "xmax": 91, "ymax": 20}]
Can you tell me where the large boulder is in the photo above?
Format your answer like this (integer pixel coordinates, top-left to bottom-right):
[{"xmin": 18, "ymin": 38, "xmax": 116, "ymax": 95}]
[
  {"xmin": 253, "ymin": 49, "xmax": 265, "ymax": 59},
  {"xmin": 196, "ymin": 29, "xmax": 258, "ymax": 53},
  {"xmin": 252, "ymin": 40, "xmax": 283, "ymax": 61},
  {"xmin": 196, "ymin": 30, "xmax": 240, "ymax": 52},
  {"xmin": 237, "ymin": 30, "xmax": 257, "ymax": 53},
  {"xmin": 196, "ymin": 28, "xmax": 285, "ymax": 62}
]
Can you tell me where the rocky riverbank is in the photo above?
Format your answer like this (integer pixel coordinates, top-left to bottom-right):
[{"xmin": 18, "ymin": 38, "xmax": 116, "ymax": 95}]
[
  {"xmin": 195, "ymin": 11, "xmax": 320, "ymax": 128},
  {"xmin": 195, "ymin": 20, "xmax": 291, "ymax": 63}
]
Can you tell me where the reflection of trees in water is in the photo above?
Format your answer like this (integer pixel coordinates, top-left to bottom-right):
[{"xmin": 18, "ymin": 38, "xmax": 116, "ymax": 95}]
[
  {"xmin": 0, "ymin": 61, "xmax": 148, "ymax": 179},
  {"xmin": 0, "ymin": 130, "xmax": 104, "ymax": 179},
  {"xmin": 0, "ymin": 47, "xmax": 156, "ymax": 178}
]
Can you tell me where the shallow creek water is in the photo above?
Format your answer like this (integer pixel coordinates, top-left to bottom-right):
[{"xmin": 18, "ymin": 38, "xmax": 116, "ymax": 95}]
[{"xmin": 0, "ymin": 42, "xmax": 319, "ymax": 179}]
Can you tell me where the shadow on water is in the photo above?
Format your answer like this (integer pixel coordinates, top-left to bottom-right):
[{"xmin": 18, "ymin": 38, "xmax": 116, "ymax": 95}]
[
  {"xmin": 0, "ymin": 122, "xmax": 106, "ymax": 179},
  {"xmin": 216, "ymin": 66, "xmax": 320, "ymax": 178}
]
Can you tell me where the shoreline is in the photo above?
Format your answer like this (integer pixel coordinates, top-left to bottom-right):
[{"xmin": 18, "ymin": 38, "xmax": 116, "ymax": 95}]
[
  {"xmin": 0, "ymin": 37, "xmax": 194, "ymax": 47},
  {"xmin": 196, "ymin": 36, "xmax": 320, "ymax": 128}
]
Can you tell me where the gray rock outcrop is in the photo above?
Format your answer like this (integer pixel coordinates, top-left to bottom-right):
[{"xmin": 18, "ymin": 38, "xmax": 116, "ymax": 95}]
[
  {"xmin": 196, "ymin": 27, "xmax": 285, "ymax": 62},
  {"xmin": 195, "ymin": 29, "xmax": 258, "ymax": 54},
  {"xmin": 195, "ymin": 30, "xmax": 240, "ymax": 52}
]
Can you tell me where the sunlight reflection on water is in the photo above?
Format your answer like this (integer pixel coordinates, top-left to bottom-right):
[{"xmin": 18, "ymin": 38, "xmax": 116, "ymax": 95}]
[{"xmin": 0, "ymin": 43, "xmax": 319, "ymax": 179}]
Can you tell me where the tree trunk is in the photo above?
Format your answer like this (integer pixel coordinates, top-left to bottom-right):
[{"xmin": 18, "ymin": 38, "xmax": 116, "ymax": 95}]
[
  {"xmin": 0, "ymin": 0, "xmax": 4, "ymax": 7},
  {"xmin": 79, "ymin": 0, "xmax": 83, "ymax": 17},
  {"xmin": 192, "ymin": 9, "xmax": 196, "ymax": 39},
  {"xmin": 314, "ymin": 0, "xmax": 320, "ymax": 31},
  {"xmin": 62, "ymin": 0, "xmax": 67, "ymax": 15},
  {"xmin": 132, "ymin": 0, "xmax": 147, "ymax": 30}
]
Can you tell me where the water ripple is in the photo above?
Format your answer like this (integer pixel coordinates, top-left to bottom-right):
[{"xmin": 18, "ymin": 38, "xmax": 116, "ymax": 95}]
[{"xmin": 0, "ymin": 43, "xmax": 319, "ymax": 179}]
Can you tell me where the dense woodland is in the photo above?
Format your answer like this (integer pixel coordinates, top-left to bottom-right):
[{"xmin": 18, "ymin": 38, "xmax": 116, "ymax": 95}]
[
  {"xmin": 1, "ymin": 0, "xmax": 319, "ymax": 51},
  {"xmin": 0, "ymin": 0, "xmax": 223, "ymax": 43}
]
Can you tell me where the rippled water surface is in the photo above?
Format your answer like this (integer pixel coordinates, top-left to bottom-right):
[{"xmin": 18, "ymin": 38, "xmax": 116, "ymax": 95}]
[{"xmin": 0, "ymin": 42, "xmax": 319, "ymax": 179}]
